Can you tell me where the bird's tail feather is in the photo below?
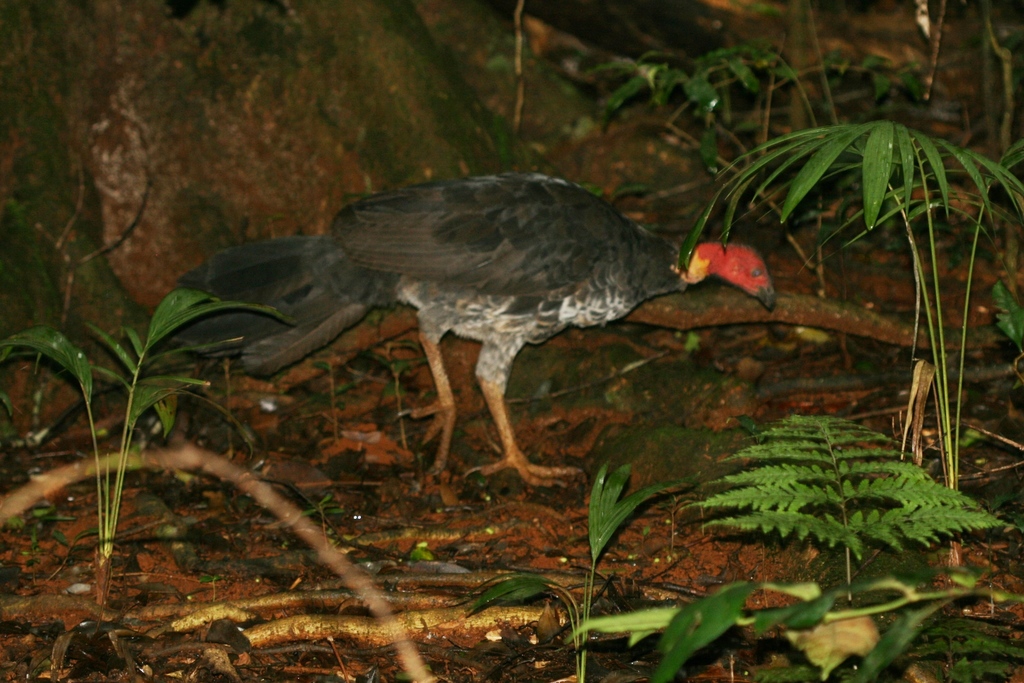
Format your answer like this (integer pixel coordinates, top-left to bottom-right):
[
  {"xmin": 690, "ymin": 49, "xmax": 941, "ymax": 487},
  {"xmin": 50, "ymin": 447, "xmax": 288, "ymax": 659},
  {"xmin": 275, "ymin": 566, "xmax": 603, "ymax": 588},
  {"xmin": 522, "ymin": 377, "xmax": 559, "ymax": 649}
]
[
  {"xmin": 240, "ymin": 302, "xmax": 369, "ymax": 374},
  {"xmin": 176, "ymin": 236, "xmax": 398, "ymax": 374}
]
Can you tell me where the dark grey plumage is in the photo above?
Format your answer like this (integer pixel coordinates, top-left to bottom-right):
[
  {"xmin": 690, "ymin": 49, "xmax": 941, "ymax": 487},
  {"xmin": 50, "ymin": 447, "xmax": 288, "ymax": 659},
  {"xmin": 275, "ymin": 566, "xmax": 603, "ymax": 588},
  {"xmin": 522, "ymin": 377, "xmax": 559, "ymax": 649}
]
[
  {"xmin": 332, "ymin": 173, "xmax": 683, "ymax": 389},
  {"xmin": 180, "ymin": 174, "xmax": 683, "ymax": 380},
  {"xmin": 177, "ymin": 173, "xmax": 730, "ymax": 484}
]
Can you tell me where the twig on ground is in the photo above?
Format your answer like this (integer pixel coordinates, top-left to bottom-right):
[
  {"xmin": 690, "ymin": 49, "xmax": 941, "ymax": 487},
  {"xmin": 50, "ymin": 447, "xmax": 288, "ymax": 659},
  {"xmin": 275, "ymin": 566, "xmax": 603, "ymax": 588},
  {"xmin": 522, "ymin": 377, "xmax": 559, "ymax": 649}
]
[{"xmin": 0, "ymin": 444, "xmax": 435, "ymax": 683}]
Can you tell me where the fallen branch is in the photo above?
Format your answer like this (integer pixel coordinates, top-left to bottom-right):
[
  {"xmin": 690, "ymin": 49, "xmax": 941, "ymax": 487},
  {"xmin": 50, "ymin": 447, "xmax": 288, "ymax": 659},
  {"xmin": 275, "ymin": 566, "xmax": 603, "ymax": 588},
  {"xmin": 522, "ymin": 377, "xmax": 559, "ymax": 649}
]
[
  {"xmin": 0, "ymin": 445, "xmax": 435, "ymax": 683},
  {"xmin": 244, "ymin": 605, "xmax": 547, "ymax": 649}
]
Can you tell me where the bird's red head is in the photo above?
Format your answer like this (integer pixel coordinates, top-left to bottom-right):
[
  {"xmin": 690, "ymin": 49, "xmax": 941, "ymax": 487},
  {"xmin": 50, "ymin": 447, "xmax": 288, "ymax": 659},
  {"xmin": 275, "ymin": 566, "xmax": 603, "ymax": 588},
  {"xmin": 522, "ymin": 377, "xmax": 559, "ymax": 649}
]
[{"xmin": 683, "ymin": 243, "xmax": 776, "ymax": 310}]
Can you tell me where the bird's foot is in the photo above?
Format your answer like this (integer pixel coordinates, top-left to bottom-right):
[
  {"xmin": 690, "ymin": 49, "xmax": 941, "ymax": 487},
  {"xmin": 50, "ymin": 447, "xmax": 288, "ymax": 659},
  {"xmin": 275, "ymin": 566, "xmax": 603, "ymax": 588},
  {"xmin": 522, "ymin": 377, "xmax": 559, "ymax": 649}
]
[
  {"xmin": 409, "ymin": 402, "xmax": 444, "ymax": 442},
  {"xmin": 409, "ymin": 401, "xmax": 456, "ymax": 475},
  {"xmin": 467, "ymin": 449, "xmax": 582, "ymax": 487}
]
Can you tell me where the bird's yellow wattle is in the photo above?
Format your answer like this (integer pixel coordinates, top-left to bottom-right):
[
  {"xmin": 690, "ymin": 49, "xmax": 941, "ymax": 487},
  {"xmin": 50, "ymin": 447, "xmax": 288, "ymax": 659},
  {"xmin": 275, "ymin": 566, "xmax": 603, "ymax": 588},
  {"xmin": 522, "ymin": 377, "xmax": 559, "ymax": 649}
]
[{"xmin": 684, "ymin": 252, "xmax": 711, "ymax": 284}]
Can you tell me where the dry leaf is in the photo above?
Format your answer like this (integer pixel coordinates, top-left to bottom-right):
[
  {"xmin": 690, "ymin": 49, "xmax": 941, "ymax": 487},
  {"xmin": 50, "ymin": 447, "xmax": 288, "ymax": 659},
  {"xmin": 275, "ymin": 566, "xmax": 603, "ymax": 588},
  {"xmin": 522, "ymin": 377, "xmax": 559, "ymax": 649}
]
[{"xmin": 786, "ymin": 616, "xmax": 879, "ymax": 679}]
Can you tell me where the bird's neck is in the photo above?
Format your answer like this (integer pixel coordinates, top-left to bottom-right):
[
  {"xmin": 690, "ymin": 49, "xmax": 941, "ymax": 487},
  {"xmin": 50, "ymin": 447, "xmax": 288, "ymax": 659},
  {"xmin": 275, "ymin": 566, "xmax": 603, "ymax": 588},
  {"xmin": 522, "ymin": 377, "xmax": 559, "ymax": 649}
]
[{"xmin": 636, "ymin": 235, "xmax": 689, "ymax": 297}]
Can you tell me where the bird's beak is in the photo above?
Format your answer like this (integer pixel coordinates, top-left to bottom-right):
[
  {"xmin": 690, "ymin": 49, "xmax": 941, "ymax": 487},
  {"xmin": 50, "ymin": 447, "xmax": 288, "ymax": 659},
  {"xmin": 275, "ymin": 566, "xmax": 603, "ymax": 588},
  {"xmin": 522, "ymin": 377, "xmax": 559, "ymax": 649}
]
[{"xmin": 756, "ymin": 286, "xmax": 777, "ymax": 311}]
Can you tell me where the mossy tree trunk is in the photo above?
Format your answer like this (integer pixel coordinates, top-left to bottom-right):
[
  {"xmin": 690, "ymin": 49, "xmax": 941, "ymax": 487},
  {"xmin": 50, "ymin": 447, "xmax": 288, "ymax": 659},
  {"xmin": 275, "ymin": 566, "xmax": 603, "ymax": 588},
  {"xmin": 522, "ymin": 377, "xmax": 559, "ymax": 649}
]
[{"xmin": 0, "ymin": 0, "xmax": 527, "ymax": 337}]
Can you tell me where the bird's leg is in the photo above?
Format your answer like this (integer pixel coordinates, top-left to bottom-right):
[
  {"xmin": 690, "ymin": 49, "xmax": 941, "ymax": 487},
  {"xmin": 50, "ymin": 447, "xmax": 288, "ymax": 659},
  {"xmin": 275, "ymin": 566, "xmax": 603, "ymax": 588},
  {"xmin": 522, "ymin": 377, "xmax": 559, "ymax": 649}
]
[
  {"xmin": 469, "ymin": 378, "xmax": 582, "ymax": 487},
  {"xmin": 409, "ymin": 332, "xmax": 457, "ymax": 475}
]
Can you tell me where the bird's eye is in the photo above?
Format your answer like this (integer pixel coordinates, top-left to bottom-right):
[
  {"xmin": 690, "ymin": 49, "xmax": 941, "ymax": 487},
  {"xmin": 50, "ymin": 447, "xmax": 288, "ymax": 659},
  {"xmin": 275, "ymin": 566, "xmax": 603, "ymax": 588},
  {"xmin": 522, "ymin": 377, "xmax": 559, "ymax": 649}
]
[{"xmin": 752, "ymin": 269, "xmax": 762, "ymax": 277}]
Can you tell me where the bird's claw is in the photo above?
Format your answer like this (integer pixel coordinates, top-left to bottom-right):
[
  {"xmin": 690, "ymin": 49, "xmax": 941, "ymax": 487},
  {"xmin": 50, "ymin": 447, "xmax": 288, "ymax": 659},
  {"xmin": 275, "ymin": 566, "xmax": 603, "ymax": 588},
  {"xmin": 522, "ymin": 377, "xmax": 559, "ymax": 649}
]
[
  {"xmin": 466, "ymin": 458, "xmax": 583, "ymax": 488},
  {"xmin": 408, "ymin": 400, "xmax": 456, "ymax": 474},
  {"xmin": 418, "ymin": 412, "xmax": 445, "ymax": 446}
]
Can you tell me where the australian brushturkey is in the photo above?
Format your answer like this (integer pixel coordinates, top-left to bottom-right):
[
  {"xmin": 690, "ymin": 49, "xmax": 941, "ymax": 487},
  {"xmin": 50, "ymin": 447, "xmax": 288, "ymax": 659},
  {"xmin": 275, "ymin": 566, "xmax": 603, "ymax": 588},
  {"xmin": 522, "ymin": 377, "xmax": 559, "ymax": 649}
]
[{"xmin": 178, "ymin": 173, "xmax": 775, "ymax": 485}]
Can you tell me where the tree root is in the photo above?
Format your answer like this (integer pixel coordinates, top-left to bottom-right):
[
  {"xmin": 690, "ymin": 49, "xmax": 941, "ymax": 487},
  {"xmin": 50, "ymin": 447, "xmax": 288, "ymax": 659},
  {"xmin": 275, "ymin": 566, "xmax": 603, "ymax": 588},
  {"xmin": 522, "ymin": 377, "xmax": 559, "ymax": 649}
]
[{"xmin": 629, "ymin": 289, "xmax": 999, "ymax": 349}]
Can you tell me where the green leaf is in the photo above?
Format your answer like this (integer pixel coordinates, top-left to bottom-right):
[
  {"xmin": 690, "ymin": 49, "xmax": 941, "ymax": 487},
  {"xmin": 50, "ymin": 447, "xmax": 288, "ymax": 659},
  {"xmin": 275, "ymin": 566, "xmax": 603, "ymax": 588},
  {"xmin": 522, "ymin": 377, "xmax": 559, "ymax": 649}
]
[
  {"xmin": 823, "ymin": 49, "xmax": 849, "ymax": 73},
  {"xmin": 91, "ymin": 365, "xmax": 131, "ymax": 390},
  {"xmin": 910, "ymin": 130, "xmax": 949, "ymax": 213},
  {"xmin": 470, "ymin": 574, "xmax": 556, "ymax": 613},
  {"xmin": 751, "ymin": 130, "xmax": 836, "ymax": 201},
  {"xmin": 589, "ymin": 463, "xmax": 632, "ymax": 562},
  {"xmin": 128, "ymin": 383, "xmax": 178, "ymax": 429},
  {"xmin": 652, "ymin": 583, "xmax": 755, "ymax": 683},
  {"xmin": 1001, "ymin": 137, "xmax": 1024, "ymax": 171},
  {"xmin": 147, "ymin": 288, "xmax": 218, "ymax": 349},
  {"xmin": 727, "ymin": 56, "xmax": 759, "ymax": 92},
  {"xmin": 0, "ymin": 390, "xmax": 10, "ymax": 416},
  {"xmin": 577, "ymin": 607, "xmax": 680, "ymax": 646},
  {"xmin": 699, "ymin": 127, "xmax": 719, "ymax": 173},
  {"xmin": 860, "ymin": 54, "xmax": 888, "ymax": 70},
  {"xmin": 871, "ymin": 73, "xmax": 890, "ymax": 101},
  {"xmin": 153, "ymin": 395, "xmax": 178, "ymax": 438},
  {"xmin": 681, "ymin": 191, "xmax": 721, "ymax": 259},
  {"xmin": 772, "ymin": 61, "xmax": 797, "ymax": 80},
  {"xmin": 653, "ymin": 68, "xmax": 687, "ymax": 106},
  {"xmin": 127, "ymin": 375, "xmax": 205, "ymax": 428},
  {"xmin": 959, "ymin": 145, "xmax": 1024, "ymax": 196},
  {"xmin": 894, "ymin": 123, "xmax": 917, "ymax": 208},
  {"xmin": 0, "ymin": 327, "xmax": 93, "ymax": 401},
  {"xmin": 936, "ymin": 139, "xmax": 992, "ymax": 219},
  {"xmin": 861, "ymin": 121, "xmax": 895, "ymax": 229},
  {"xmin": 139, "ymin": 374, "xmax": 208, "ymax": 389},
  {"xmin": 603, "ymin": 75, "xmax": 650, "ymax": 121},
  {"xmin": 124, "ymin": 327, "xmax": 145, "ymax": 360},
  {"xmin": 780, "ymin": 124, "xmax": 872, "ymax": 223},
  {"xmin": 850, "ymin": 604, "xmax": 940, "ymax": 683},
  {"xmin": 408, "ymin": 542, "xmax": 434, "ymax": 561},
  {"xmin": 899, "ymin": 70, "xmax": 925, "ymax": 101},
  {"xmin": 761, "ymin": 582, "xmax": 822, "ymax": 601},
  {"xmin": 146, "ymin": 288, "xmax": 284, "ymax": 352},
  {"xmin": 589, "ymin": 463, "xmax": 679, "ymax": 564},
  {"xmin": 701, "ymin": 129, "xmax": 829, "ymax": 243},
  {"xmin": 88, "ymin": 323, "xmax": 137, "ymax": 375},
  {"xmin": 992, "ymin": 280, "xmax": 1024, "ymax": 351},
  {"xmin": 684, "ymin": 74, "xmax": 719, "ymax": 112},
  {"xmin": 753, "ymin": 591, "xmax": 836, "ymax": 634}
]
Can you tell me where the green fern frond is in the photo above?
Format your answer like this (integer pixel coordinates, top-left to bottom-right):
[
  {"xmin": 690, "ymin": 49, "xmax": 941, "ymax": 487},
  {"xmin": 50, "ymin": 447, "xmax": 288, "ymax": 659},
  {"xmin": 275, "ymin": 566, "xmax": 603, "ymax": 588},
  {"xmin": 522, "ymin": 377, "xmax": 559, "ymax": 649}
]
[
  {"xmin": 948, "ymin": 660, "xmax": 1015, "ymax": 682},
  {"xmin": 849, "ymin": 508, "xmax": 906, "ymax": 551},
  {"xmin": 910, "ymin": 618, "xmax": 1024, "ymax": 682},
  {"xmin": 707, "ymin": 510, "xmax": 864, "ymax": 556},
  {"xmin": 733, "ymin": 442, "xmax": 839, "ymax": 464},
  {"xmin": 879, "ymin": 506, "xmax": 1002, "ymax": 545},
  {"xmin": 838, "ymin": 460, "xmax": 931, "ymax": 479},
  {"xmin": 715, "ymin": 463, "xmax": 837, "ymax": 488},
  {"xmin": 918, "ymin": 618, "xmax": 1024, "ymax": 658},
  {"xmin": 704, "ymin": 471, "xmax": 845, "ymax": 513},
  {"xmin": 700, "ymin": 416, "xmax": 1000, "ymax": 560}
]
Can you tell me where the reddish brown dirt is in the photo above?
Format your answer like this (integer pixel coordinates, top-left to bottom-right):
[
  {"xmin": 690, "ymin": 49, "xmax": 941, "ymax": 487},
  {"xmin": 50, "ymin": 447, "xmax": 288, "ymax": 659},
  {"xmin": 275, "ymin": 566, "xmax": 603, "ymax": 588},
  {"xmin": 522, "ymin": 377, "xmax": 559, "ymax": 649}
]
[{"xmin": 2, "ymin": 239, "xmax": 1024, "ymax": 681}]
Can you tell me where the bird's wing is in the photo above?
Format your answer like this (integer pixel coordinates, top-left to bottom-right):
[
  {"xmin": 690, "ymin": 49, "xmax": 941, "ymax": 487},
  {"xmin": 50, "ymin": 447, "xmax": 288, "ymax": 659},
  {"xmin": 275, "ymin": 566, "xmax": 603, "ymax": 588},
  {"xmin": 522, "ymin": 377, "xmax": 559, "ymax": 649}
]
[{"xmin": 334, "ymin": 174, "xmax": 650, "ymax": 296}]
